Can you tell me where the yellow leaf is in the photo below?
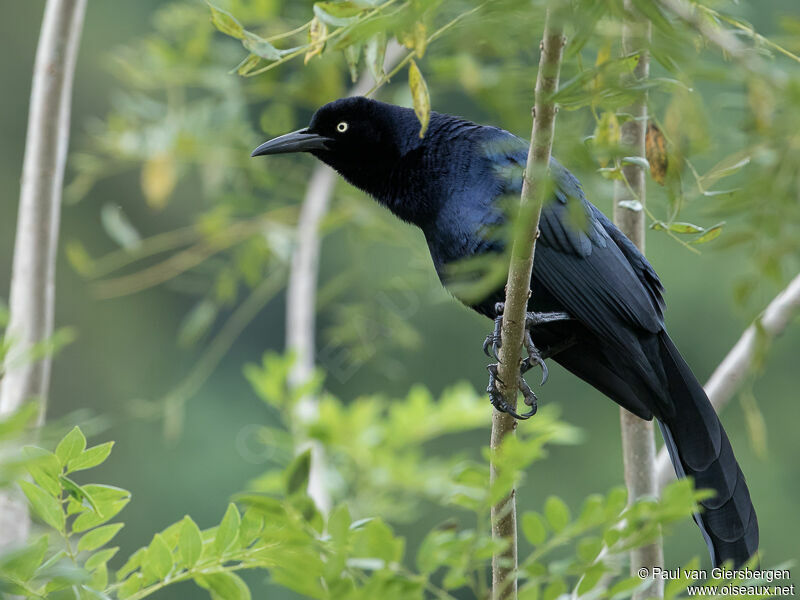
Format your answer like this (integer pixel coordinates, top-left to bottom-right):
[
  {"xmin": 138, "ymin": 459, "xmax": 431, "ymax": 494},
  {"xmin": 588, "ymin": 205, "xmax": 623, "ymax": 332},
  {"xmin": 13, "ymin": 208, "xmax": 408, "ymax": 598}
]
[
  {"xmin": 408, "ymin": 60, "xmax": 430, "ymax": 138},
  {"xmin": 592, "ymin": 112, "xmax": 619, "ymax": 167},
  {"xmin": 304, "ymin": 17, "xmax": 327, "ymax": 65},
  {"xmin": 593, "ymin": 44, "xmax": 611, "ymax": 91},
  {"xmin": 645, "ymin": 122, "xmax": 668, "ymax": 185},
  {"xmin": 141, "ymin": 154, "xmax": 176, "ymax": 211},
  {"xmin": 595, "ymin": 44, "xmax": 611, "ymax": 67},
  {"xmin": 414, "ymin": 22, "xmax": 427, "ymax": 58}
]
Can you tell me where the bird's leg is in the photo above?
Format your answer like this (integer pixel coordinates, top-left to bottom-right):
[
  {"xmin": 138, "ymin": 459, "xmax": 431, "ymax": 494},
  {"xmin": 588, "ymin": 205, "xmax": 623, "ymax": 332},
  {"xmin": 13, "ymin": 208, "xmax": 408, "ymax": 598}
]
[
  {"xmin": 482, "ymin": 302, "xmax": 505, "ymax": 360},
  {"xmin": 484, "ymin": 302, "xmax": 573, "ymax": 420},
  {"xmin": 487, "ymin": 363, "xmax": 537, "ymax": 420}
]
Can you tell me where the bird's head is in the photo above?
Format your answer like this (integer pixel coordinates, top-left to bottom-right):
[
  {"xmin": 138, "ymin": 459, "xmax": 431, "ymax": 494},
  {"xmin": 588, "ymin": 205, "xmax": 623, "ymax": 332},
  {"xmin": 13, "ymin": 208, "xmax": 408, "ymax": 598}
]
[{"xmin": 252, "ymin": 97, "xmax": 422, "ymax": 199}]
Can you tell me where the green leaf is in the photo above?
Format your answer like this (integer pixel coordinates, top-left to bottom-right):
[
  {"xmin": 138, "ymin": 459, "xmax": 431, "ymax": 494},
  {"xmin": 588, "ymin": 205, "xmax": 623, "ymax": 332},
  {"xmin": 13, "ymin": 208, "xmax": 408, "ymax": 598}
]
[
  {"xmin": 577, "ymin": 563, "xmax": 605, "ymax": 595},
  {"xmin": 651, "ymin": 221, "xmax": 705, "ymax": 234},
  {"xmin": 56, "ymin": 426, "xmax": 86, "ymax": 466},
  {"xmin": 543, "ymin": 496, "xmax": 570, "ymax": 533},
  {"xmin": 621, "ymin": 156, "xmax": 650, "ymax": 170},
  {"xmin": 328, "ymin": 504, "xmax": 351, "ymax": 545},
  {"xmin": 698, "ymin": 153, "xmax": 751, "ymax": 190},
  {"xmin": 118, "ymin": 573, "xmax": 143, "ymax": 599},
  {"xmin": 344, "ymin": 41, "xmax": 362, "ymax": 83},
  {"xmin": 313, "ymin": 2, "xmax": 364, "ymax": 27},
  {"xmin": 242, "ymin": 31, "xmax": 283, "ymax": 61},
  {"xmin": 239, "ymin": 508, "xmax": 264, "ymax": 547},
  {"xmin": 364, "ymin": 32, "xmax": 386, "ymax": 82},
  {"xmin": 67, "ymin": 442, "xmax": 114, "ymax": 473},
  {"xmin": 207, "ymin": 3, "xmax": 244, "ymax": 39},
  {"xmin": 543, "ymin": 577, "xmax": 567, "ymax": 600},
  {"xmin": 78, "ymin": 523, "xmax": 124, "ymax": 553},
  {"xmin": 196, "ymin": 572, "xmax": 251, "ymax": 600},
  {"xmin": 20, "ymin": 480, "xmax": 64, "ymax": 531},
  {"xmin": 66, "ymin": 240, "xmax": 94, "ymax": 276},
  {"xmin": 522, "ymin": 512, "xmax": 547, "ymax": 545},
  {"xmin": 100, "ymin": 204, "xmax": 141, "ymax": 249},
  {"xmin": 72, "ymin": 485, "xmax": 131, "ymax": 532},
  {"xmin": 59, "ymin": 476, "xmax": 100, "ymax": 514},
  {"xmin": 0, "ymin": 403, "xmax": 37, "ymax": 439},
  {"xmin": 214, "ymin": 503, "xmax": 241, "ymax": 555},
  {"xmin": 116, "ymin": 547, "xmax": 146, "ymax": 581},
  {"xmin": 285, "ymin": 449, "xmax": 311, "ymax": 496},
  {"xmin": 235, "ymin": 53, "xmax": 261, "ymax": 76},
  {"xmin": 598, "ymin": 166, "xmax": 625, "ymax": 180},
  {"xmin": 408, "ymin": 60, "xmax": 430, "ymax": 138},
  {"xmin": 609, "ymin": 576, "xmax": 646, "ymax": 597},
  {"xmin": 577, "ymin": 536, "xmax": 603, "ymax": 563},
  {"xmin": 179, "ymin": 516, "xmax": 203, "ymax": 567},
  {"xmin": 90, "ymin": 561, "xmax": 109, "ymax": 591},
  {"xmin": 145, "ymin": 534, "xmax": 173, "ymax": 580},
  {"xmin": 0, "ymin": 535, "xmax": 48, "ymax": 582},
  {"xmin": 691, "ymin": 224, "xmax": 724, "ymax": 244},
  {"xmin": 23, "ymin": 446, "xmax": 62, "ymax": 497},
  {"xmin": 86, "ymin": 547, "xmax": 119, "ymax": 572}
]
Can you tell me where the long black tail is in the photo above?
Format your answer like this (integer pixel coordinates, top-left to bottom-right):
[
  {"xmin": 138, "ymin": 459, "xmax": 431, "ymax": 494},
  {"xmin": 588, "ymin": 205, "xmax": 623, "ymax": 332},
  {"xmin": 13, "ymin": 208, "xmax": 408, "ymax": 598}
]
[{"xmin": 656, "ymin": 332, "xmax": 758, "ymax": 567}]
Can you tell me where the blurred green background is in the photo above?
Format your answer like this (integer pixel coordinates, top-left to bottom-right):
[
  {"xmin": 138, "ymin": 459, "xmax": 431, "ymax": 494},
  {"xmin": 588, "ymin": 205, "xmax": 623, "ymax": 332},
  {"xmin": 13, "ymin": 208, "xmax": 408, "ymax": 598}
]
[{"xmin": 1, "ymin": 1, "xmax": 798, "ymax": 597}]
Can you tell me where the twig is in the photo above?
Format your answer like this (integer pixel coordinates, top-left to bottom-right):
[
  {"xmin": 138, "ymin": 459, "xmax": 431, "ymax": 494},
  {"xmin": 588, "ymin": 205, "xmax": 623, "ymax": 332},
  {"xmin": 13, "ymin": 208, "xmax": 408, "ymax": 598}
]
[
  {"xmin": 0, "ymin": 0, "xmax": 87, "ymax": 550},
  {"xmin": 612, "ymin": 3, "xmax": 663, "ymax": 598},
  {"xmin": 364, "ymin": 3, "xmax": 486, "ymax": 97},
  {"xmin": 655, "ymin": 272, "xmax": 800, "ymax": 489},
  {"xmin": 243, "ymin": 0, "xmax": 404, "ymax": 78},
  {"xmin": 491, "ymin": 11, "xmax": 565, "ymax": 600}
]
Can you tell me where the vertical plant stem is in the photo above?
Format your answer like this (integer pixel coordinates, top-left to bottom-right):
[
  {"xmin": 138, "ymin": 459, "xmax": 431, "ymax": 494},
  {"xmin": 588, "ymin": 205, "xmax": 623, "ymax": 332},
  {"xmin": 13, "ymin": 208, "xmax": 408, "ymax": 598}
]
[
  {"xmin": 613, "ymin": 3, "xmax": 663, "ymax": 598},
  {"xmin": 490, "ymin": 11, "xmax": 565, "ymax": 600},
  {"xmin": 0, "ymin": 0, "xmax": 87, "ymax": 550},
  {"xmin": 285, "ymin": 42, "xmax": 405, "ymax": 514}
]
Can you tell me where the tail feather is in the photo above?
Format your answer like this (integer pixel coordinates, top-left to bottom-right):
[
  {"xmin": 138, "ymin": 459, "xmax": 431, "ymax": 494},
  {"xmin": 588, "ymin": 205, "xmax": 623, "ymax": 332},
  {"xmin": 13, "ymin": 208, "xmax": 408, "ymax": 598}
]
[{"xmin": 656, "ymin": 332, "xmax": 758, "ymax": 567}]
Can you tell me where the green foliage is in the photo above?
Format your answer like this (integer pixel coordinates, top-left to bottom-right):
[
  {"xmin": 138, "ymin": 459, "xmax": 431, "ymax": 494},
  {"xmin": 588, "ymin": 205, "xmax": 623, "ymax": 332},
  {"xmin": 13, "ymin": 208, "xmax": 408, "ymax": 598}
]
[
  {"xmin": 13, "ymin": 0, "xmax": 796, "ymax": 597},
  {"xmin": 1, "ymin": 354, "xmax": 782, "ymax": 599}
]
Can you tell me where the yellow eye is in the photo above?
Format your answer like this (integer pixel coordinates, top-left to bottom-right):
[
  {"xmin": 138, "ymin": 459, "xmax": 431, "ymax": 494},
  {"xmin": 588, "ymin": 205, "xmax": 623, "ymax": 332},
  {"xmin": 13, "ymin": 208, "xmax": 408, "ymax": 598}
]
[{"xmin": 337, "ymin": 121, "xmax": 349, "ymax": 133}]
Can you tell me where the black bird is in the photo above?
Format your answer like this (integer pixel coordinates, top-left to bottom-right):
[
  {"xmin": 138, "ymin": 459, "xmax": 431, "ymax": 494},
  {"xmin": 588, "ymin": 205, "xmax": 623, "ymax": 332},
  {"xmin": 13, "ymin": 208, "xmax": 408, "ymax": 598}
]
[{"xmin": 252, "ymin": 96, "xmax": 758, "ymax": 567}]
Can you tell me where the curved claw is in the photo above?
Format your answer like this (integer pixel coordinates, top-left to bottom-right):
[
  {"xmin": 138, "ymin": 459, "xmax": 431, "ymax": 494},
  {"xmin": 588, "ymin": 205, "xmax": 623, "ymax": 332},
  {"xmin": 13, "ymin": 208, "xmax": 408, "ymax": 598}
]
[
  {"xmin": 482, "ymin": 335, "xmax": 493, "ymax": 358},
  {"xmin": 521, "ymin": 355, "xmax": 549, "ymax": 386},
  {"xmin": 486, "ymin": 363, "xmax": 536, "ymax": 420},
  {"xmin": 539, "ymin": 359, "xmax": 549, "ymax": 386}
]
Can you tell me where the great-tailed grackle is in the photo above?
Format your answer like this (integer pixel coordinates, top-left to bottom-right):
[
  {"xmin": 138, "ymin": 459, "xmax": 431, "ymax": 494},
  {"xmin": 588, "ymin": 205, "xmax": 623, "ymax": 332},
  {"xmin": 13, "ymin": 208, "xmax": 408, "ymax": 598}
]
[{"xmin": 252, "ymin": 96, "xmax": 758, "ymax": 567}]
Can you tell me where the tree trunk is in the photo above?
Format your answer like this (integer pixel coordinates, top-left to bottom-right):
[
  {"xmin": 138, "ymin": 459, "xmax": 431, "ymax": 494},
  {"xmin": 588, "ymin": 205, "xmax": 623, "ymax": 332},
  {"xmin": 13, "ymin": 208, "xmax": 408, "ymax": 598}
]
[
  {"xmin": 0, "ymin": 0, "xmax": 87, "ymax": 550},
  {"xmin": 613, "ymin": 4, "xmax": 663, "ymax": 598}
]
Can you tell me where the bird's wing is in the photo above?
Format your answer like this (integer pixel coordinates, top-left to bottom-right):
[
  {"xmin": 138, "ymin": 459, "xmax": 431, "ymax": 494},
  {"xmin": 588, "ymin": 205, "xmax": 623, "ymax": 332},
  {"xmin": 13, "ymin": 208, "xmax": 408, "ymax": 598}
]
[{"xmin": 486, "ymin": 131, "xmax": 665, "ymax": 349}]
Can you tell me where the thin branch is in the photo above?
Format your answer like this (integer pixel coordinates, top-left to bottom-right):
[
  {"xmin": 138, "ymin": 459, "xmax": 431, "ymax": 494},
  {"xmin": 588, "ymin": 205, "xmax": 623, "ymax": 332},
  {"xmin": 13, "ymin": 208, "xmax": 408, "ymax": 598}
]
[
  {"xmin": 656, "ymin": 271, "xmax": 800, "ymax": 489},
  {"xmin": 491, "ymin": 11, "xmax": 565, "ymax": 600},
  {"xmin": 613, "ymin": 3, "xmax": 663, "ymax": 598},
  {"xmin": 285, "ymin": 42, "xmax": 405, "ymax": 514},
  {"xmin": 0, "ymin": 0, "xmax": 87, "ymax": 550}
]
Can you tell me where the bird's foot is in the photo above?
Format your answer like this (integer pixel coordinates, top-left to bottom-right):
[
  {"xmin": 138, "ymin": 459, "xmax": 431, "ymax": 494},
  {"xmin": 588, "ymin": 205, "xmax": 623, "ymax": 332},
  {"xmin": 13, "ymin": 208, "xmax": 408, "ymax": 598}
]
[
  {"xmin": 482, "ymin": 302, "xmax": 505, "ymax": 360},
  {"xmin": 487, "ymin": 363, "xmax": 537, "ymax": 420},
  {"xmin": 483, "ymin": 303, "xmax": 572, "ymax": 420}
]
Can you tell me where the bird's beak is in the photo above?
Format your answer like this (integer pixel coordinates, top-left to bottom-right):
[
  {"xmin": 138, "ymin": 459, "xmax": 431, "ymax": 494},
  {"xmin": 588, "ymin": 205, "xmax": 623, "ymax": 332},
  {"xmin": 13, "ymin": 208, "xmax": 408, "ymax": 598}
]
[{"xmin": 251, "ymin": 128, "xmax": 332, "ymax": 157}]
